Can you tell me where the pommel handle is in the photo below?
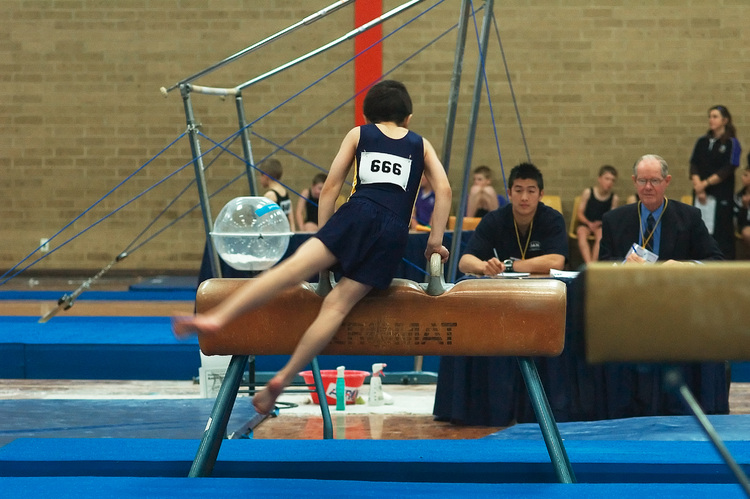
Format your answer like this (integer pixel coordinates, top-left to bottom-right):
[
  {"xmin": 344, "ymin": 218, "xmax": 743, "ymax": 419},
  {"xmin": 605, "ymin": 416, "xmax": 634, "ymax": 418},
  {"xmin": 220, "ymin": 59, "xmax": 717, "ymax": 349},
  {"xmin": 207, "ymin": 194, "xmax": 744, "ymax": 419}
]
[{"xmin": 426, "ymin": 253, "xmax": 447, "ymax": 296}]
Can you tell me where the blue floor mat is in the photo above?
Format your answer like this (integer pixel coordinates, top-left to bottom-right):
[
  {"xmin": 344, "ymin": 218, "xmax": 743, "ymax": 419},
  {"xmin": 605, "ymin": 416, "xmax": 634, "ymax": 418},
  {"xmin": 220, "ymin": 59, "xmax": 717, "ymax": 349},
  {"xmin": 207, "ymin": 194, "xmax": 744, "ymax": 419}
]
[
  {"xmin": 0, "ymin": 477, "xmax": 743, "ymax": 499},
  {"xmin": 489, "ymin": 414, "xmax": 750, "ymax": 441}
]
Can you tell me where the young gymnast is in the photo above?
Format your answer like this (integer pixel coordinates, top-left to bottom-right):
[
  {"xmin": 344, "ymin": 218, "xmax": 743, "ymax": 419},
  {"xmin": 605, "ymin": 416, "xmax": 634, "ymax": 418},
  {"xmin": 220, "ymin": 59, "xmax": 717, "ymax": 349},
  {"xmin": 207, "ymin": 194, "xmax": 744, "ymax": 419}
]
[{"xmin": 172, "ymin": 80, "xmax": 452, "ymax": 415}]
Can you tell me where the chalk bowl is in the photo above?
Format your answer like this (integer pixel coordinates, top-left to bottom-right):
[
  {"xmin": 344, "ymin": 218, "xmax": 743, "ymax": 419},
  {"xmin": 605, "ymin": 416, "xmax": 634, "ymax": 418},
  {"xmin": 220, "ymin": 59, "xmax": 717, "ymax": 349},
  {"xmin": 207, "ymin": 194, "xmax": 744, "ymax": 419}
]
[
  {"xmin": 211, "ymin": 196, "xmax": 292, "ymax": 271},
  {"xmin": 300, "ymin": 370, "xmax": 370, "ymax": 405}
]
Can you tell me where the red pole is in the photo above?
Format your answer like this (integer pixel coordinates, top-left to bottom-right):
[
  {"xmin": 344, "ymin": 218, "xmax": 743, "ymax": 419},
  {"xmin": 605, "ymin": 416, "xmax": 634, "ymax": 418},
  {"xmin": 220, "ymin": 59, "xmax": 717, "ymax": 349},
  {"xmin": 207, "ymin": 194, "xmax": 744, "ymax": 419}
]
[{"xmin": 354, "ymin": 0, "xmax": 383, "ymax": 126}]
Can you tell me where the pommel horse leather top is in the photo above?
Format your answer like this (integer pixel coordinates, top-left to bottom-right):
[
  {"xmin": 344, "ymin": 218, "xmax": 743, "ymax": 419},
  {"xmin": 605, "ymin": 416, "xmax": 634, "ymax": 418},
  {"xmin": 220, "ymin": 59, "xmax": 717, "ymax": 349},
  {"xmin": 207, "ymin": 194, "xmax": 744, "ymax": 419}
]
[
  {"xmin": 196, "ymin": 277, "xmax": 567, "ymax": 358},
  {"xmin": 584, "ymin": 261, "xmax": 750, "ymax": 363}
]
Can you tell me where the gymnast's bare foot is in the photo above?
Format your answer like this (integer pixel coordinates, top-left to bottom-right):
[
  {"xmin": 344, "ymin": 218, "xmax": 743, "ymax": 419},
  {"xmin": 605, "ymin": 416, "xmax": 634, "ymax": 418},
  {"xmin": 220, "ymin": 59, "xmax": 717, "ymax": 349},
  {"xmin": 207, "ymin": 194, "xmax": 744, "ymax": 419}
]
[
  {"xmin": 253, "ymin": 376, "xmax": 285, "ymax": 415},
  {"xmin": 171, "ymin": 314, "xmax": 221, "ymax": 339}
]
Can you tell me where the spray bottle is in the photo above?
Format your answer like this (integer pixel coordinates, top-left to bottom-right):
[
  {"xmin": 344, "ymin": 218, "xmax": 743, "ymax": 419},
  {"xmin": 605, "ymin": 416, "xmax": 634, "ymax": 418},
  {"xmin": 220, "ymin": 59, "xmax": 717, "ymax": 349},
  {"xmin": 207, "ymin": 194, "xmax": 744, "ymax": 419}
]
[
  {"xmin": 335, "ymin": 365, "xmax": 346, "ymax": 411},
  {"xmin": 369, "ymin": 363, "xmax": 386, "ymax": 406}
]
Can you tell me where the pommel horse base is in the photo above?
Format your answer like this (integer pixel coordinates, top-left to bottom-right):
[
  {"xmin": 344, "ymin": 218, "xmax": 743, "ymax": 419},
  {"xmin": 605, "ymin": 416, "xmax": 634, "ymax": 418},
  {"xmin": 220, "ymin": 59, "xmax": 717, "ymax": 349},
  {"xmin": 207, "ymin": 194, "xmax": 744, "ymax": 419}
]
[
  {"xmin": 190, "ymin": 256, "xmax": 574, "ymax": 484},
  {"xmin": 584, "ymin": 262, "xmax": 750, "ymax": 495}
]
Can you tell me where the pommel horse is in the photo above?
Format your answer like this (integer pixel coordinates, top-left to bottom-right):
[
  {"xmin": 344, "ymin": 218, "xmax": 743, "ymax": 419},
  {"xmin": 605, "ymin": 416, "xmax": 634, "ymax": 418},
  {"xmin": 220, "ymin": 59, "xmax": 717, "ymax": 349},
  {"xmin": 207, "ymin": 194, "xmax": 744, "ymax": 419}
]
[
  {"xmin": 190, "ymin": 254, "xmax": 575, "ymax": 483},
  {"xmin": 584, "ymin": 262, "xmax": 750, "ymax": 495}
]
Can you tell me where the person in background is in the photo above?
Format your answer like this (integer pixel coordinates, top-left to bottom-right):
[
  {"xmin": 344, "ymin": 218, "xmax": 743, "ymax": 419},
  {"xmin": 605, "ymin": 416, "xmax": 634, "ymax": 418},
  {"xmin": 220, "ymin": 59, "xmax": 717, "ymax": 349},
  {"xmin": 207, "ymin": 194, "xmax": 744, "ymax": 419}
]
[
  {"xmin": 433, "ymin": 162, "xmax": 567, "ymax": 428},
  {"xmin": 458, "ymin": 162, "xmax": 568, "ymax": 276},
  {"xmin": 295, "ymin": 173, "xmax": 327, "ymax": 232},
  {"xmin": 466, "ymin": 165, "xmax": 500, "ymax": 218},
  {"xmin": 260, "ymin": 158, "xmax": 296, "ymax": 231},
  {"xmin": 411, "ymin": 173, "xmax": 435, "ymax": 229},
  {"xmin": 598, "ymin": 153, "xmax": 727, "ymax": 419},
  {"xmin": 575, "ymin": 165, "xmax": 619, "ymax": 263},
  {"xmin": 734, "ymin": 160, "xmax": 750, "ymax": 251},
  {"xmin": 601, "ymin": 154, "xmax": 723, "ymax": 264},
  {"xmin": 690, "ymin": 105, "xmax": 741, "ymax": 259}
]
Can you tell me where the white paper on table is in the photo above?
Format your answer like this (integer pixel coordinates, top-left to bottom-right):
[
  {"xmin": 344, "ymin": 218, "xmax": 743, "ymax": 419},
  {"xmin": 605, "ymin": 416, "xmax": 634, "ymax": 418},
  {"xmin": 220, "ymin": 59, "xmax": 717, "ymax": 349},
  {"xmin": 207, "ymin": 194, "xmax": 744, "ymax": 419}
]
[
  {"xmin": 694, "ymin": 195, "xmax": 716, "ymax": 234},
  {"xmin": 625, "ymin": 243, "xmax": 658, "ymax": 263},
  {"xmin": 550, "ymin": 269, "xmax": 580, "ymax": 278}
]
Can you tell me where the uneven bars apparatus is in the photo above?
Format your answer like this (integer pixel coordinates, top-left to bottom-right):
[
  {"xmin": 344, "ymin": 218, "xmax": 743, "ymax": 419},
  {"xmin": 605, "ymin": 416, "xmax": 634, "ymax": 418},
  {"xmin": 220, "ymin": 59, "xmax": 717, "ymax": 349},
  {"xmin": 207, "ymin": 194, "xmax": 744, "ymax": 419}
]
[{"xmin": 167, "ymin": 0, "xmax": 429, "ymax": 280}]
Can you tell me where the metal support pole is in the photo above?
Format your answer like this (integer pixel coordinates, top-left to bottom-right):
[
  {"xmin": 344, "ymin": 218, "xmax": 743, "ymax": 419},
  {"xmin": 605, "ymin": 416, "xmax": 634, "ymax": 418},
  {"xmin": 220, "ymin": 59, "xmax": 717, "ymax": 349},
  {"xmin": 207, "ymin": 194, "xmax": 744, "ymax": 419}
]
[
  {"xmin": 313, "ymin": 272, "xmax": 334, "ymax": 439},
  {"xmin": 311, "ymin": 357, "xmax": 334, "ymax": 439},
  {"xmin": 236, "ymin": 0, "xmax": 426, "ymax": 91},
  {"xmin": 448, "ymin": 0, "xmax": 494, "ymax": 283},
  {"xmin": 664, "ymin": 368, "xmax": 750, "ymax": 496},
  {"xmin": 162, "ymin": 0, "xmax": 355, "ymax": 94},
  {"xmin": 189, "ymin": 355, "xmax": 248, "ymax": 477},
  {"xmin": 234, "ymin": 92, "xmax": 259, "ymax": 196},
  {"xmin": 440, "ymin": 0, "xmax": 472, "ymax": 175},
  {"xmin": 517, "ymin": 357, "xmax": 576, "ymax": 484},
  {"xmin": 181, "ymin": 85, "xmax": 223, "ymax": 278}
]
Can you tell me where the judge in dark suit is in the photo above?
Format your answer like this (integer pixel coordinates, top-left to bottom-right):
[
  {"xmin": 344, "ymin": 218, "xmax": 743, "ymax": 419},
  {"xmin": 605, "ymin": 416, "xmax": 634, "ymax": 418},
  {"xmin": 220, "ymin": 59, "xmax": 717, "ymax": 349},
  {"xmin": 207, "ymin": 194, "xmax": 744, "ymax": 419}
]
[
  {"xmin": 598, "ymin": 153, "xmax": 728, "ymax": 419},
  {"xmin": 600, "ymin": 154, "xmax": 723, "ymax": 262}
]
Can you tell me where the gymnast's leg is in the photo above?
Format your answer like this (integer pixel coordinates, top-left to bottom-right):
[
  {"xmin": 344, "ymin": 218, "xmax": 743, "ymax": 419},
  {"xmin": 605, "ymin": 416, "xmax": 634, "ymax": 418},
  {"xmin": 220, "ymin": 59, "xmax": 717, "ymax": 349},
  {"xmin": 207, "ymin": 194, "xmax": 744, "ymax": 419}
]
[
  {"xmin": 172, "ymin": 237, "xmax": 337, "ymax": 338},
  {"xmin": 253, "ymin": 277, "xmax": 373, "ymax": 415}
]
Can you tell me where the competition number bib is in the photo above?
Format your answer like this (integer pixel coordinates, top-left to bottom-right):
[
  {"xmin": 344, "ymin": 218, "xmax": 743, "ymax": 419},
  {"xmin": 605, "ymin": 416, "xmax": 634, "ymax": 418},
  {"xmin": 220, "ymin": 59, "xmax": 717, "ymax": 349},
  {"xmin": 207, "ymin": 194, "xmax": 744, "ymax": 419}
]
[{"xmin": 359, "ymin": 151, "xmax": 412, "ymax": 191}]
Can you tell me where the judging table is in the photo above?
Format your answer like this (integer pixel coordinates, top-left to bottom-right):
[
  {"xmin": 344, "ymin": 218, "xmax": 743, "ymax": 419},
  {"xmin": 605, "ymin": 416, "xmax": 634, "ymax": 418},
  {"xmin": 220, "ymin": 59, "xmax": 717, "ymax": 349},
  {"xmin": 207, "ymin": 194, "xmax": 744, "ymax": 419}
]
[{"xmin": 432, "ymin": 274, "xmax": 730, "ymax": 426}]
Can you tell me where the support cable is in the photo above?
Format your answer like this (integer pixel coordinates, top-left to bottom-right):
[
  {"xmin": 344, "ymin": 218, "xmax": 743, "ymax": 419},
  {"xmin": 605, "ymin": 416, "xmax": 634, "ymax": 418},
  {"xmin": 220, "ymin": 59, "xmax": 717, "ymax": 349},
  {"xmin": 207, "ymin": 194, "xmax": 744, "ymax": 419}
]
[
  {"xmin": 31, "ymin": 135, "xmax": 241, "ymax": 321},
  {"xmin": 0, "ymin": 132, "xmax": 188, "ymax": 286}
]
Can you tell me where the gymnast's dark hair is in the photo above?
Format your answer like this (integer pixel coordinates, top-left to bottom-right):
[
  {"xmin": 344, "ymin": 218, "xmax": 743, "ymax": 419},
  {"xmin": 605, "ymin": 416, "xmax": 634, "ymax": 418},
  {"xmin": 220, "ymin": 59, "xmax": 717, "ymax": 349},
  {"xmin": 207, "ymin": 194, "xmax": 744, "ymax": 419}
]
[
  {"xmin": 508, "ymin": 162, "xmax": 544, "ymax": 190},
  {"xmin": 363, "ymin": 80, "xmax": 412, "ymax": 126}
]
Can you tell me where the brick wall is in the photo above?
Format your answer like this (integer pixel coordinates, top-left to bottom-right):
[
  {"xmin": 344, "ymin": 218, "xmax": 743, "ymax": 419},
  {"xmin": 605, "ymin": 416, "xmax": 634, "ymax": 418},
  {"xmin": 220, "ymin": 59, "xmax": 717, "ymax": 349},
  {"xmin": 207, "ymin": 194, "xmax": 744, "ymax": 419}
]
[{"xmin": 3, "ymin": 0, "xmax": 749, "ymax": 275}]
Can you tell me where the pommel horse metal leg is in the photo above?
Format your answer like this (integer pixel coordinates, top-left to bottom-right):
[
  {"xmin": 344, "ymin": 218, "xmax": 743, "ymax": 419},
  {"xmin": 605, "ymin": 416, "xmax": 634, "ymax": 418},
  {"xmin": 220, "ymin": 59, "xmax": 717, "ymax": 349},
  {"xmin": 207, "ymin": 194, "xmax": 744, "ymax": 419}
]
[
  {"xmin": 517, "ymin": 357, "xmax": 575, "ymax": 484},
  {"xmin": 189, "ymin": 354, "xmax": 248, "ymax": 477},
  {"xmin": 189, "ymin": 272, "xmax": 336, "ymax": 478}
]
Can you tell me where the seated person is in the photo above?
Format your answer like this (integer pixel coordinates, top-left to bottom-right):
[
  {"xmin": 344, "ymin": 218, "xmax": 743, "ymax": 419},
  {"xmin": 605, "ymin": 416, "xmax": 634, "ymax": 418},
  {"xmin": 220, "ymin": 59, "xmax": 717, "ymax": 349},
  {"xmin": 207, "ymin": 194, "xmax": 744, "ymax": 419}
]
[
  {"xmin": 575, "ymin": 165, "xmax": 619, "ymax": 263},
  {"xmin": 411, "ymin": 173, "xmax": 435, "ymax": 229},
  {"xmin": 735, "ymin": 162, "xmax": 750, "ymax": 251},
  {"xmin": 459, "ymin": 162, "xmax": 568, "ymax": 275},
  {"xmin": 600, "ymin": 154, "xmax": 723, "ymax": 264},
  {"xmin": 599, "ymin": 153, "xmax": 726, "ymax": 419},
  {"xmin": 466, "ymin": 165, "xmax": 499, "ymax": 218},
  {"xmin": 295, "ymin": 173, "xmax": 327, "ymax": 232},
  {"xmin": 259, "ymin": 158, "xmax": 295, "ymax": 231},
  {"xmin": 434, "ymin": 162, "xmax": 568, "ymax": 427}
]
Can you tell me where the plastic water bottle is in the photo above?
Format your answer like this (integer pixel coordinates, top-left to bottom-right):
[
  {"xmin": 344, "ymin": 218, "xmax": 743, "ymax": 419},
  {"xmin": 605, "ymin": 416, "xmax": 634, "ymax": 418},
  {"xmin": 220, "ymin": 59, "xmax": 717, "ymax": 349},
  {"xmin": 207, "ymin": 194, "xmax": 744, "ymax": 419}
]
[
  {"xmin": 335, "ymin": 365, "xmax": 346, "ymax": 411},
  {"xmin": 369, "ymin": 363, "xmax": 386, "ymax": 406}
]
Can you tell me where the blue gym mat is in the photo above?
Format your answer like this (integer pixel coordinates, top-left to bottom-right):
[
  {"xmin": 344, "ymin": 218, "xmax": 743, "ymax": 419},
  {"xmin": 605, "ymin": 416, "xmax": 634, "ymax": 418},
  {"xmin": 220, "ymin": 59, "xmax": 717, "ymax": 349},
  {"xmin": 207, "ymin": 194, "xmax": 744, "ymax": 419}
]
[
  {"xmin": 0, "ymin": 316, "xmax": 200, "ymax": 379},
  {"xmin": 0, "ymin": 315, "xmax": 439, "ymax": 379},
  {"xmin": 489, "ymin": 414, "xmax": 750, "ymax": 441},
  {"xmin": 1, "ymin": 436, "xmax": 749, "ymax": 485},
  {"xmin": 0, "ymin": 477, "xmax": 742, "ymax": 498}
]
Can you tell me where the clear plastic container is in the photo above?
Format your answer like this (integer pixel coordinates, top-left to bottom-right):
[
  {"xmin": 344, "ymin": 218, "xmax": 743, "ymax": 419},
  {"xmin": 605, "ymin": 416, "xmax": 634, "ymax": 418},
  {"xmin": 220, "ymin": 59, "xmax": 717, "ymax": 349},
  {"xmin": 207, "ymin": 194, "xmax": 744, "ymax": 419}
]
[{"xmin": 210, "ymin": 196, "xmax": 292, "ymax": 271}]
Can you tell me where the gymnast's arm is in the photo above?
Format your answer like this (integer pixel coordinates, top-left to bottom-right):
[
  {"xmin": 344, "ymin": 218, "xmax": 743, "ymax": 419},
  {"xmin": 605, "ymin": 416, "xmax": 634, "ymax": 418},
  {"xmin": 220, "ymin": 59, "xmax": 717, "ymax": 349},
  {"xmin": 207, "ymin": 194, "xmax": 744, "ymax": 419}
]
[
  {"xmin": 512, "ymin": 253, "xmax": 566, "ymax": 274},
  {"xmin": 318, "ymin": 127, "xmax": 359, "ymax": 228},
  {"xmin": 422, "ymin": 137, "xmax": 451, "ymax": 262}
]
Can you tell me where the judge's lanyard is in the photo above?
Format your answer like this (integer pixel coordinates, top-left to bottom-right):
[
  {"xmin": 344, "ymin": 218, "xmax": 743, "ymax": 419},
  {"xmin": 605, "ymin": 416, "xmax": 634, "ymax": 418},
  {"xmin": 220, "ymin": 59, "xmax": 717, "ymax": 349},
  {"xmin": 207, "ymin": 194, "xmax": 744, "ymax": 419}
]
[
  {"xmin": 638, "ymin": 198, "xmax": 668, "ymax": 250},
  {"xmin": 513, "ymin": 218, "xmax": 533, "ymax": 260}
]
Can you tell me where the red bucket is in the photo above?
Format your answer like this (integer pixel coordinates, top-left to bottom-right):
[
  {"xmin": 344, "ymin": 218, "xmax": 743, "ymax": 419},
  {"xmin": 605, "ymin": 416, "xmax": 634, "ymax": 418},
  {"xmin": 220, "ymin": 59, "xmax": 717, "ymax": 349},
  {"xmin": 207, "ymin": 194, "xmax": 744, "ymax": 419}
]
[{"xmin": 299, "ymin": 370, "xmax": 369, "ymax": 405}]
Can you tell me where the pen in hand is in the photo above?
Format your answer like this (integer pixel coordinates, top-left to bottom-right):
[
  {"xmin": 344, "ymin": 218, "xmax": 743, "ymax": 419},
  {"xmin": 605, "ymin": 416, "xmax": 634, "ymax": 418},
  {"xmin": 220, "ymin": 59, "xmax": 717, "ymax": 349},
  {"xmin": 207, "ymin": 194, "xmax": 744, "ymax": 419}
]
[{"xmin": 493, "ymin": 248, "xmax": 504, "ymax": 274}]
